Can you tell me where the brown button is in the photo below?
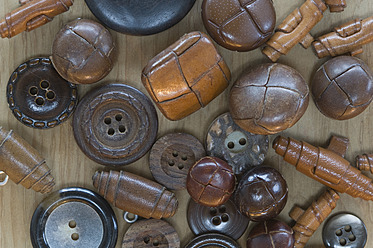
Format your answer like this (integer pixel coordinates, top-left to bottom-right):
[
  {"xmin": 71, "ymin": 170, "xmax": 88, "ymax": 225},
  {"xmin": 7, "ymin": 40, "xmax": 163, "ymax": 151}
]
[
  {"xmin": 7, "ymin": 58, "xmax": 78, "ymax": 129},
  {"xmin": 185, "ymin": 233, "xmax": 240, "ymax": 248},
  {"xmin": 187, "ymin": 157, "xmax": 236, "ymax": 207},
  {"xmin": 121, "ymin": 219, "xmax": 180, "ymax": 248},
  {"xmin": 229, "ymin": 63, "xmax": 309, "ymax": 135},
  {"xmin": 312, "ymin": 56, "xmax": 373, "ymax": 120},
  {"xmin": 187, "ymin": 199, "xmax": 249, "ymax": 240},
  {"xmin": 202, "ymin": 0, "xmax": 276, "ymax": 51},
  {"xmin": 73, "ymin": 84, "xmax": 158, "ymax": 166},
  {"xmin": 52, "ymin": 19, "xmax": 115, "ymax": 85},
  {"xmin": 149, "ymin": 133, "xmax": 205, "ymax": 190},
  {"xmin": 206, "ymin": 112, "xmax": 268, "ymax": 175}
]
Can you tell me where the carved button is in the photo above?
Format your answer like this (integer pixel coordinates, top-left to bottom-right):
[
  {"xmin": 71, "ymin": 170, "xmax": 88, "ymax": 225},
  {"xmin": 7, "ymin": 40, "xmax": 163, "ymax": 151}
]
[
  {"xmin": 185, "ymin": 233, "xmax": 240, "ymax": 248},
  {"xmin": 149, "ymin": 133, "xmax": 205, "ymax": 190},
  {"xmin": 187, "ymin": 199, "xmax": 249, "ymax": 240},
  {"xmin": 323, "ymin": 213, "xmax": 367, "ymax": 248},
  {"xmin": 7, "ymin": 58, "xmax": 78, "ymax": 129},
  {"xmin": 206, "ymin": 112, "xmax": 268, "ymax": 175},
  {"xmin": 122, "ymin": 219, "xmax": 180, "ymax": 248},
  {"xmin": 73, "ymin": 84, "xmax": 158, "ymax": 166}
]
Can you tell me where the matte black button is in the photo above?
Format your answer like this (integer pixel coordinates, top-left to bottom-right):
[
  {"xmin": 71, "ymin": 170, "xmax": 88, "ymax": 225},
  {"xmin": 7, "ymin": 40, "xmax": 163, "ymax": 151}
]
[{"xmin": 185, "ymin": 233, "xmax": 241, "ymax": 248}]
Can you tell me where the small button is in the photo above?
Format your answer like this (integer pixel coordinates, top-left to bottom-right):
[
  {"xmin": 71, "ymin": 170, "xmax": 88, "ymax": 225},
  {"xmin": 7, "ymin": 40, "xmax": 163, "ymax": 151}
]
[
  {"xmin": 185, "ymin": 233, "xmax": 240, "ymax": 248},
  {"xmin": 323, "ymin": 213, "xmax": 367, "ymax": 248},
  {"xmin": 206, "ymin": 112, "xmax": 268, "ymax": 174},
  {"xmin": 121, "ymin": 219, "xmax": 180, "ymax": 248},
  {"xmin": 7, "ymin": 58, "xmax": 78, "ymax": 129}
]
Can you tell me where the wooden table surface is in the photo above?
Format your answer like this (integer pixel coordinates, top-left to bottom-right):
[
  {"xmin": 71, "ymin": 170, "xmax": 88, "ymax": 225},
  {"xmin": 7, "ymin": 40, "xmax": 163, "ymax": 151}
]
[{"xmin": 0, "ymin": 0, "xmax": 372, "ymax": 247}]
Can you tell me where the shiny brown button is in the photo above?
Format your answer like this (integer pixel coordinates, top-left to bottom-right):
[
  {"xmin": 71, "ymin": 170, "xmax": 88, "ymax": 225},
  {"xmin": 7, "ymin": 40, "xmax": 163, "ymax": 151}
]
[
  {"xmin": 206, "ymin": 112, "xmax": 268, "ymax": 175},
  {"xmin": 187, "ymin": 199, "xmax": 249, "ymax": 240},
  {"xmin": 73, "ymin": 84, "xmax": 158, "ymax": 166},
  {"xmin": 202, "ymin": 0, "xmax": 276, "ymax": 51},
  {"xmin": 7, "ymin": 57, "xmax": 78, "ymax": 129},
  {"xmin": 149, "ymin": 133, "xmax": 205, "ymax": 190},
  {"xmin": 185, "ymin": 233, "xmax": 240, "ymax": 248},
  {"xmin": 52, "ymin": 19, "xmax": 115, "ymax": 85}
]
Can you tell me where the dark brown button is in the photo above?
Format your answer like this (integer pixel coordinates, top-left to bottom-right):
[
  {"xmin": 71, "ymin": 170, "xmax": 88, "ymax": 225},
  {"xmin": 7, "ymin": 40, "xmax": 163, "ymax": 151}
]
[
  {"xmin": 149, "ymin": 133, "xmax": 205, "ymax": 190},
  {"xmin": 247, "ymin": 219, "xmax": 294, "ymax": 248},
  {"xmin": 187, "ymin": 199, "xmax": 249, "ymax": 240},
  {"xmin": 7, "ymin": 58, "xmax": 78, "ymax": 129},
  {"xmin": 187, "ymin": 157, "xmax": 236, "ymax": 207},
  {"xmin": 202, "ymin": 0, "xmax": 276, "ymax": 51},
  {"xmin": 121, "ymin": 219, "xmax": 180, "ymax": 248},
  {"xmin": 52, "ymin": 19, "xmax": 115, "ymax": 85},
  {"xmin": 206, "ymin": 112, "xmax": 268, "ymax": 175},
  {"xmin": 312, "ymin": 56, "xmax": 373, "ymax": 120},
  {"xmin": 185, "ymin": 233, "xmax": 240, "ymax": 248},
  {"xmin": 234, "ymin": 166, "xmax": 288, "ymax": 221},
  {"xmin": 73, "ymin": 84, "xmax": 158, "ymax": 166},
  {"xmin": 229, "ymin": 63, "xmax": 309, "ymax": 135}
]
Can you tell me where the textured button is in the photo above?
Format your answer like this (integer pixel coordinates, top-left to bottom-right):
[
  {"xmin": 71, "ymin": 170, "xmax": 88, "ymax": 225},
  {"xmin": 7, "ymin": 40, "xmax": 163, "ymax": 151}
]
[
  {"xmin": 52, "ymin": 19, "xmax": 115, "ymax": 85},
  {"xmin": 122, "ymin": 219, "xmax": 180, "ymax": 248},
  {"xmin": 149, "ymin": 133, "xmax": 205, "ymax": 190},
  {"xmin": 73, "ymin": 84, "xmax": 158, "ymax": 166},
  {"xmin": 85, "ymin": 0, "xmax": 196, "ymax": 36},
  {"xmin": 187, "ymin": 199, "xmax": 249, "ymax": 240},
  {"xmin": 185, "ymin": 233, "xmax": 240, "ymax": 248},
  {"xmin": 206, "ymin": 112, "xmax": 268, "ymax": 175},
  {"xmin": 323, "ymin": 213, "xmax": 367, "ymax": 248},
  {"xmin": 7, "ymin": 58, "xmax": 77, "ymax": 129},
  {"xmin": 202, "ymin": 0, "xmax": 276, "ymax": 51}
]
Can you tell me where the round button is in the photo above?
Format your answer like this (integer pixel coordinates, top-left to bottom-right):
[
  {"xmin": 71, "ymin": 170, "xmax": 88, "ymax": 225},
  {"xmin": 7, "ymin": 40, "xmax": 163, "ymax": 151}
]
[
  {"xmin": 187, "ymin": 199, "xmax": 249, "ymax": 240},
  {"xmin": 30, "ymin": 187, "xmax": 118, "ymax": 248},
  {"xmin": 121, "ymin": 219, "xmax": 180, "ymax": 248},
  {"xmin": 7, "ymin": 58, "xmax": 78, "ymax": 129},
  {"xmin": 185, "ymin": 233, "xmax": 241, "ymax": 248},
  {"xmin": 73, "ymin": 83, "xmax": 158, "ymax": 166},
  {"xmin": 206, "ymin": 112, "xmax": 268, "ymax": 175},
  {"xmin": 149, "ymin": 133, "xmax": 205, "ymax": 190},
  {"xmin": 323, "ymin": 213, "xmax": 367, "ymax": 248}
]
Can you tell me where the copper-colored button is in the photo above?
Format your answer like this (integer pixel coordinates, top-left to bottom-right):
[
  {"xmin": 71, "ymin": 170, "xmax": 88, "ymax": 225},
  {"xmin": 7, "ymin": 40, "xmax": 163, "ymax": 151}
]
[
  {"xmin": 149, "ymin": 133, "xmax": 205, "ymax": 190},
  {"xmin": 73, "ymin": 84, "xmax": 158, "ymax": 166},
  {"xmin": 185, "ymin": 233, "xmax": 240, "ymax": 248},
  {"xmin": 187, "ymin": 199, "xmax": 249, "ymax": 240},
  {"xmin": 7, "ymin": 58, "xmax": 78, "ymax": 129}
]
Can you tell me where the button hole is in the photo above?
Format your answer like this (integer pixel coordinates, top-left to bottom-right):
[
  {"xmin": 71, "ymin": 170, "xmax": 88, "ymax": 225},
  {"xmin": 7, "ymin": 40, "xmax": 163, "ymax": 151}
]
[
  {"xmin": 181, "ymin": 155, "xmax": 187, "ymax": 161},
  {"xmin": 212, "ymin": 217, "xmax": 221, "ymax": 226},
  {"xmin": 46, "ymin": 90, "xmax": 55, "ymax": 100},
  {"xmin": 119, "ymin": 125, "xmax": 126, "ymax": 133},
  {"xmin": 144, "ymin": 237, "xmax": 150, "ymax": 244},
  {"xmin": 153, "ymin": 240, "xmax": 159, "ymax": 246},
  {"xmin": 336, "ymin": 229, "xmax": 343, "ymax": 236},
  {"xmin": 29, "ymin": 86, "xmax": 38, "ymax": 96},
  {"xmin": 71, "ymin": 233, "xmax": 79, "ymax": 241},
  {"xmin": 239, "ymin": 138, "xmax": 246, "ymax": 145},
  {"xmin": 104, "ymin": 117, "xmax": 111, "ymax": 125},
  {"xmin": 68, "ymin": 220, "xmax": 76, "ymax": 228},
  {"xmin": 172, "ymin": 151, "xmax": 178, "ymax": 157},
  {"xmin": 40, "ymin": 80, "xmax": 49, "ymax": 89},
  {"xmin": 108, "ymin": 128, "xmax": 115, "ymax": 135},
  {"xmin": 115, "ymin": 114, "xmax": 122, "ymax": 122},
  {"xmin": 339, "ymin": 238, "xmax": 346, "ymax": 246},
  {"xmin": 35, "ymin": 97, "xmax": 45, "ymax": 106},
  {"xmin": 344, "ymin": 225, "xmax": 351, "ymax": 232},
  {"xmin": 348, "ymin": 234, "xmax": 356, "ymax": 241},
  {"xmin": 177, "ymin": 164, "xmax": 184, "ymax": 170},
  {"xmin": 221, "ymin": 214, "xmax": 229, "ymax": 222},
  {"xmin": 210, "ymin": 208, "xmax": 217, "ymax": 215},
  {"xmin": 227, "ymin": 142, "xmax": 234, "ymax": 149},
  {"xmin": 168, "ymin": 161, "xmax": 175, "ymax": 166},
  {"xmin": 219, "ymin": 206, "xmax": 226, "ymax": 213}
]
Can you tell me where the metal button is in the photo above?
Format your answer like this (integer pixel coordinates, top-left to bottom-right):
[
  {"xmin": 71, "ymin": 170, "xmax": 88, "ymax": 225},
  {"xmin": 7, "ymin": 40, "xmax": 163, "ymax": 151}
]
[{"xmin": 185, "ymin": 233, "xmax": 241, "ymax": 248}]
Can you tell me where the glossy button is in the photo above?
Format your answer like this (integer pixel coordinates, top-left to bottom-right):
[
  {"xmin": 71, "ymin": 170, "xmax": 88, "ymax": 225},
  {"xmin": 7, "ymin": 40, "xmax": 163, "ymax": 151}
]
[
  {"xmin": 149, "ymin": 133, "xmax": 205, "ymax": 190},
  {"xmin": 121, "ymin": 219, "xmax": 180, "ymax": 248},
  {"xmin": 206, "ymin": 112, "xmax": 268, "ymax": 174},
  {"xmin": 73, "ymin": 84, "xmax": 158, "ymax": 166},
  {"xmin": 187, "ymin": 199, "xmax": 249, "ymax": 240},
  {"xmin": 7, "ymin": 58, "xmax": 78, "ymax": 129},
  {"xmin": 323, "ymin": 213, "xmax": 367, "ymax": 248},
  {"xmin": 185, "ymin": 233, "xmax": 240, "ymax": 248}
]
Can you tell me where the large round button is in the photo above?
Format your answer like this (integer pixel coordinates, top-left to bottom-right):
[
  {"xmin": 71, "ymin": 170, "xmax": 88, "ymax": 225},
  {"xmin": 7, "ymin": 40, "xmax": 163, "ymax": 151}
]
[
  {"xmin": 121, "ymin": 219, "xmax": 180, "ymax": 248},
  {"xmin": 187, "ymin": 199, "xmax": 249, "ymax": 240},
  {"xmin": 30, "ymin": 187, "xmax": 118, "ymax": 248},
  {"xmin": 206, "ymin": 112, "xmax": 268, "ymax": 175},
  {"xmin": 185, "ymin": 233, "xmax": 240, "ymax": 248},
  {"xmin": 149, "ymin": 133, "xmax": 205, "ymax": 190},
  {"xmin": 322, "ymin": 213, "xmax": 367, "ymax": 248},
  {"xmin": 73, "ymin": 83, "xmax": 158, "ymax": 166},
  {"xmin": 7, "ymin": 58, "xmax": 78, "ymax": 129}
]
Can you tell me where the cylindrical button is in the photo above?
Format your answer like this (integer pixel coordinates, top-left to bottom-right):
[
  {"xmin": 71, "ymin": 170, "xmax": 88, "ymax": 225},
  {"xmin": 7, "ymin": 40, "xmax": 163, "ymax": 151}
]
[{"xmin": 185, "ymin": 233, "xmax": 240, "ymax": 248}]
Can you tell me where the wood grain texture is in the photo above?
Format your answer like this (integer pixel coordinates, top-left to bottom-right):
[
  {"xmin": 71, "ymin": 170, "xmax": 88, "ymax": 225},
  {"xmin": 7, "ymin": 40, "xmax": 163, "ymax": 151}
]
[{"xmin": 0, "ymin": 0, "xmax": 372, "ymax": 247}]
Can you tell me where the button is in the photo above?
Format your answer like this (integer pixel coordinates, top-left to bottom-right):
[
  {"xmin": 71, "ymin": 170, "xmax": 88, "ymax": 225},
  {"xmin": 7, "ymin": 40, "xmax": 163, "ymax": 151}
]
[
  {"xmin": 7, "ymin": 58, "xmax": 78, "ymax": 129},
  {"xmin": 187, "ymin": 199, "xmax": 249, "ymax": 240},
  {"xmin": 73, "ymin": 84, "xmax": 158, "ymax": 166},
  {"xmin": 206, "ymin": 112, "xmax": 268, "ymax": 174},
  {"xmin": 149, "ymin": 133, "xmax": 205, "ymax": 190},
  {"xmin": 85, "ymin": 0, "xmax": 196, "ymax": 35},
  {"xmin": 185, "ymin": 233, "xmax": 240, "ymax": 248},
  {"xmin": 323, "ymin": 213, "xmax": 367, "ymax": 248},
  {"xmin": 121, "ymin": 219, "xmax": 180, "ymax": 248},
  {"xmin": 30, "ymin": 187, "xmax": 118, "ymax": 248}
]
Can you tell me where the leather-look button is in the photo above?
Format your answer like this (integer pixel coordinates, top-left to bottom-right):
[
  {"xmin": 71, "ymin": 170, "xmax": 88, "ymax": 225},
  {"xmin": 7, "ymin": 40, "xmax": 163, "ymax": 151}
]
[
  {"xmin": 187, "ymin": 199, "xmax": 249, "ymax": 240},
  {"xmin": 187, "ymin": 157, "xmax": 236, "ymax": 207},
  {"xmin": 185, "ymin": 233, "xmax": 240, "ymax": 248},
  {"xmin": 206, "ymin": 112, "xmax": 268, "ymax": 175},
  {"xmin": 7, "ymin": 58, "xmax": 78, "ymax": 129},
  {"xmin": 149, "ymin": 133, "xmax": 205, "ymax": 190},
  {"xmin": 52, "ymin": 19, "xmax": 115, "ymax": 85},
  {"xmin": 73, "ymin": 84, "xmax": 158, "ymax": 166},
  {"xmin": 121, "ymin": 219, "xmax": 180, "ymax": 248},
  {"xmin": 85, "ymin": 0, "xmax": 196, "ymax": 36},
  {"xmin": 323, "ymin": 213, "xmax": 367, "ymax": 248}
]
